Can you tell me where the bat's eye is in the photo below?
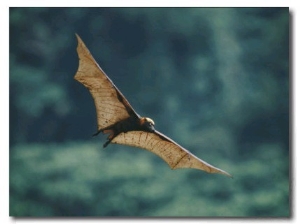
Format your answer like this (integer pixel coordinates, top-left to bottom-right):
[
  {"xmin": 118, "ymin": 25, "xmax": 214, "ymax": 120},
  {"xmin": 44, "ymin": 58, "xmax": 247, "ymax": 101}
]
[{"xmin": 146, "ymin": 122, "xmax": 155, "ymax": 132}]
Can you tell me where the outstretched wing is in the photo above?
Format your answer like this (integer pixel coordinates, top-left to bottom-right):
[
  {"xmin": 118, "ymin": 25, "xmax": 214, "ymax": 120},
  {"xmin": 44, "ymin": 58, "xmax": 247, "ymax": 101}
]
[
  {"xmin": 112, "ymin": 130, "xmax": 232, "ymax": 177},
  {"xmin": 74, "ymin": 34, "xmax": 139, "ymax": 130}
]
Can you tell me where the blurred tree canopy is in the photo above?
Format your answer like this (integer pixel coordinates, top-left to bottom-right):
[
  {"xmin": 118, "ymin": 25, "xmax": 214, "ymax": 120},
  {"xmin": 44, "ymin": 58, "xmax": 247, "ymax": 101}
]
[{"xmin": 9, "ymin": 7, "xmax": 289, "ymax": 217}]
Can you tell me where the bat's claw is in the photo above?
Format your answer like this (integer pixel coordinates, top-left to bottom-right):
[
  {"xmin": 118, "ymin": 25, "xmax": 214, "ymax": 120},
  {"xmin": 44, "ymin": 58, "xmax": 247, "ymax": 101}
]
[
  {"xmin": 103, "ymin": 140, "xmax": 111, "ymax": 148},
  {"xmin": 93, "ymin": 130, "xmax": 102, "ymax": 136}
]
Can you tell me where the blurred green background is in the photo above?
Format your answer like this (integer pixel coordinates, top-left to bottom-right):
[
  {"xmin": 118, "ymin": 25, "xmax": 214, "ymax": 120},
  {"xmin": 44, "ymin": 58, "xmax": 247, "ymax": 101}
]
[{"xmin": 9, "ymin": 7, "xmax": 289, "ymax": 217}]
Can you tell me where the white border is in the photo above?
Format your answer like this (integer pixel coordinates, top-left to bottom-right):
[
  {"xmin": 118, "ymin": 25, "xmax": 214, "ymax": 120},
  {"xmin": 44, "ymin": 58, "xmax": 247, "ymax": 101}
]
[
  {"xmin": 2, "ymin": 3, "xmax": 9, "ymax": 224},
  {"xmin": 3, "ymin": 0, "xmax": 295, "ymax": 7},
  {"xmin": 3, "ymin": 1, "xmax": 297, "ymax": 224}
]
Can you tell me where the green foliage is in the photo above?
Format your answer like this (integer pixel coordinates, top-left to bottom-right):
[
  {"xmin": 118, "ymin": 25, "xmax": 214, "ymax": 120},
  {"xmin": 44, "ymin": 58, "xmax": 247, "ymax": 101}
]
[
  {"xmin": 9, "ymin": 7, "xmax": 289, "ymax": 217},
  {"xmin": 10, "ymin": 141, "xmax": 289, "ymax": 217}
]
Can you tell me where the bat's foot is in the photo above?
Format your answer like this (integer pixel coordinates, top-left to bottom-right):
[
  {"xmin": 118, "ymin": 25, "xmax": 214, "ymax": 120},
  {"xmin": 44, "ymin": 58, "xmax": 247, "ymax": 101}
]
[
  {"xmin": 103, "ymin": 140, "xmax": 111, "ymax": 148},
  {"xmin": 103, "ymin": 130, "xmax": 116, "ymax": 148},
  {"xmin": 93, "ymin": 130, "xmax": 102, "ymax": 136}
]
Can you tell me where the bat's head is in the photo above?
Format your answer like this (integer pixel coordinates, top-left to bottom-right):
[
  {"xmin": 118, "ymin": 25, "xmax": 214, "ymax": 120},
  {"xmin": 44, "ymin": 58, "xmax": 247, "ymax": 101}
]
[{"xmin": 140, "ymin": 117, "xmax": 155, "ymax": 133}]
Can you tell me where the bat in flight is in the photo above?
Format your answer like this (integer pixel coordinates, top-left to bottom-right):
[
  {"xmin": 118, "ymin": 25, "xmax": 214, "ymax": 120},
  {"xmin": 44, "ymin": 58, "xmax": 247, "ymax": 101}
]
[{"xmin": 74, "ymin": 34, "xmax": 231, "ymax": 177}]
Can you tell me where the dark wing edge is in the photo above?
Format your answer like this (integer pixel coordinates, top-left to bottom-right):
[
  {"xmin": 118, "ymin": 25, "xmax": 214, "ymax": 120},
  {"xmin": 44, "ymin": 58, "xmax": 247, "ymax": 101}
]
[
  {"xmin": 111, "ymin": 130, "xmax": 232, "ymax": 178},
  {"xmin": 74, "ymin": 34, "xmax": 140, "ymax": 119},
  {"xmin": 154, "ymin": 130, "xmax": 232, "ymax": 177}
]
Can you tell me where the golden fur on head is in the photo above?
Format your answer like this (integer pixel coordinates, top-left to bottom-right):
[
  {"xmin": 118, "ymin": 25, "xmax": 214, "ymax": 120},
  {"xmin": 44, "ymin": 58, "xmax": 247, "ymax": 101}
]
[{"xmin": 140, "ymin": 117, "xmax": 155, "ymax": 126}]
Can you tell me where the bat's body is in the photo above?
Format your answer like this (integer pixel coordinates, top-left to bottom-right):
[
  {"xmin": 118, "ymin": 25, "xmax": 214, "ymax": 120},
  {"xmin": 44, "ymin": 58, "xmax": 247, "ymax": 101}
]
[
  {"xmin": 74, "ymin": 34, "xmax": 231, "ymax": 177},
  {"xmin": 94, "ymin": 116, "xmax": 155, "ymax": 147}
]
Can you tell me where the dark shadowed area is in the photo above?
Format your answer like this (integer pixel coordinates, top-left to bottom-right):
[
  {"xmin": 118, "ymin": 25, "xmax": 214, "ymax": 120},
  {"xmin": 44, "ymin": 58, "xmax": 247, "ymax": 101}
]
[{"xmin": 9, "ymin": 7, "xmax": 289, "ymax": 217}]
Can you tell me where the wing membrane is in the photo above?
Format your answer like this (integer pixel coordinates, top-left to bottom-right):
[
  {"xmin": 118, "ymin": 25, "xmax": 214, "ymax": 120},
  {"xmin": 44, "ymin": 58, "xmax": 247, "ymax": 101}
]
[
  {"xmin": 74, "ymin": 34, "xmax": 139, "ymax": 130},
  {"xmin": 112, "ymin": 130, "xmax": 232, "ymax": 177}
]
